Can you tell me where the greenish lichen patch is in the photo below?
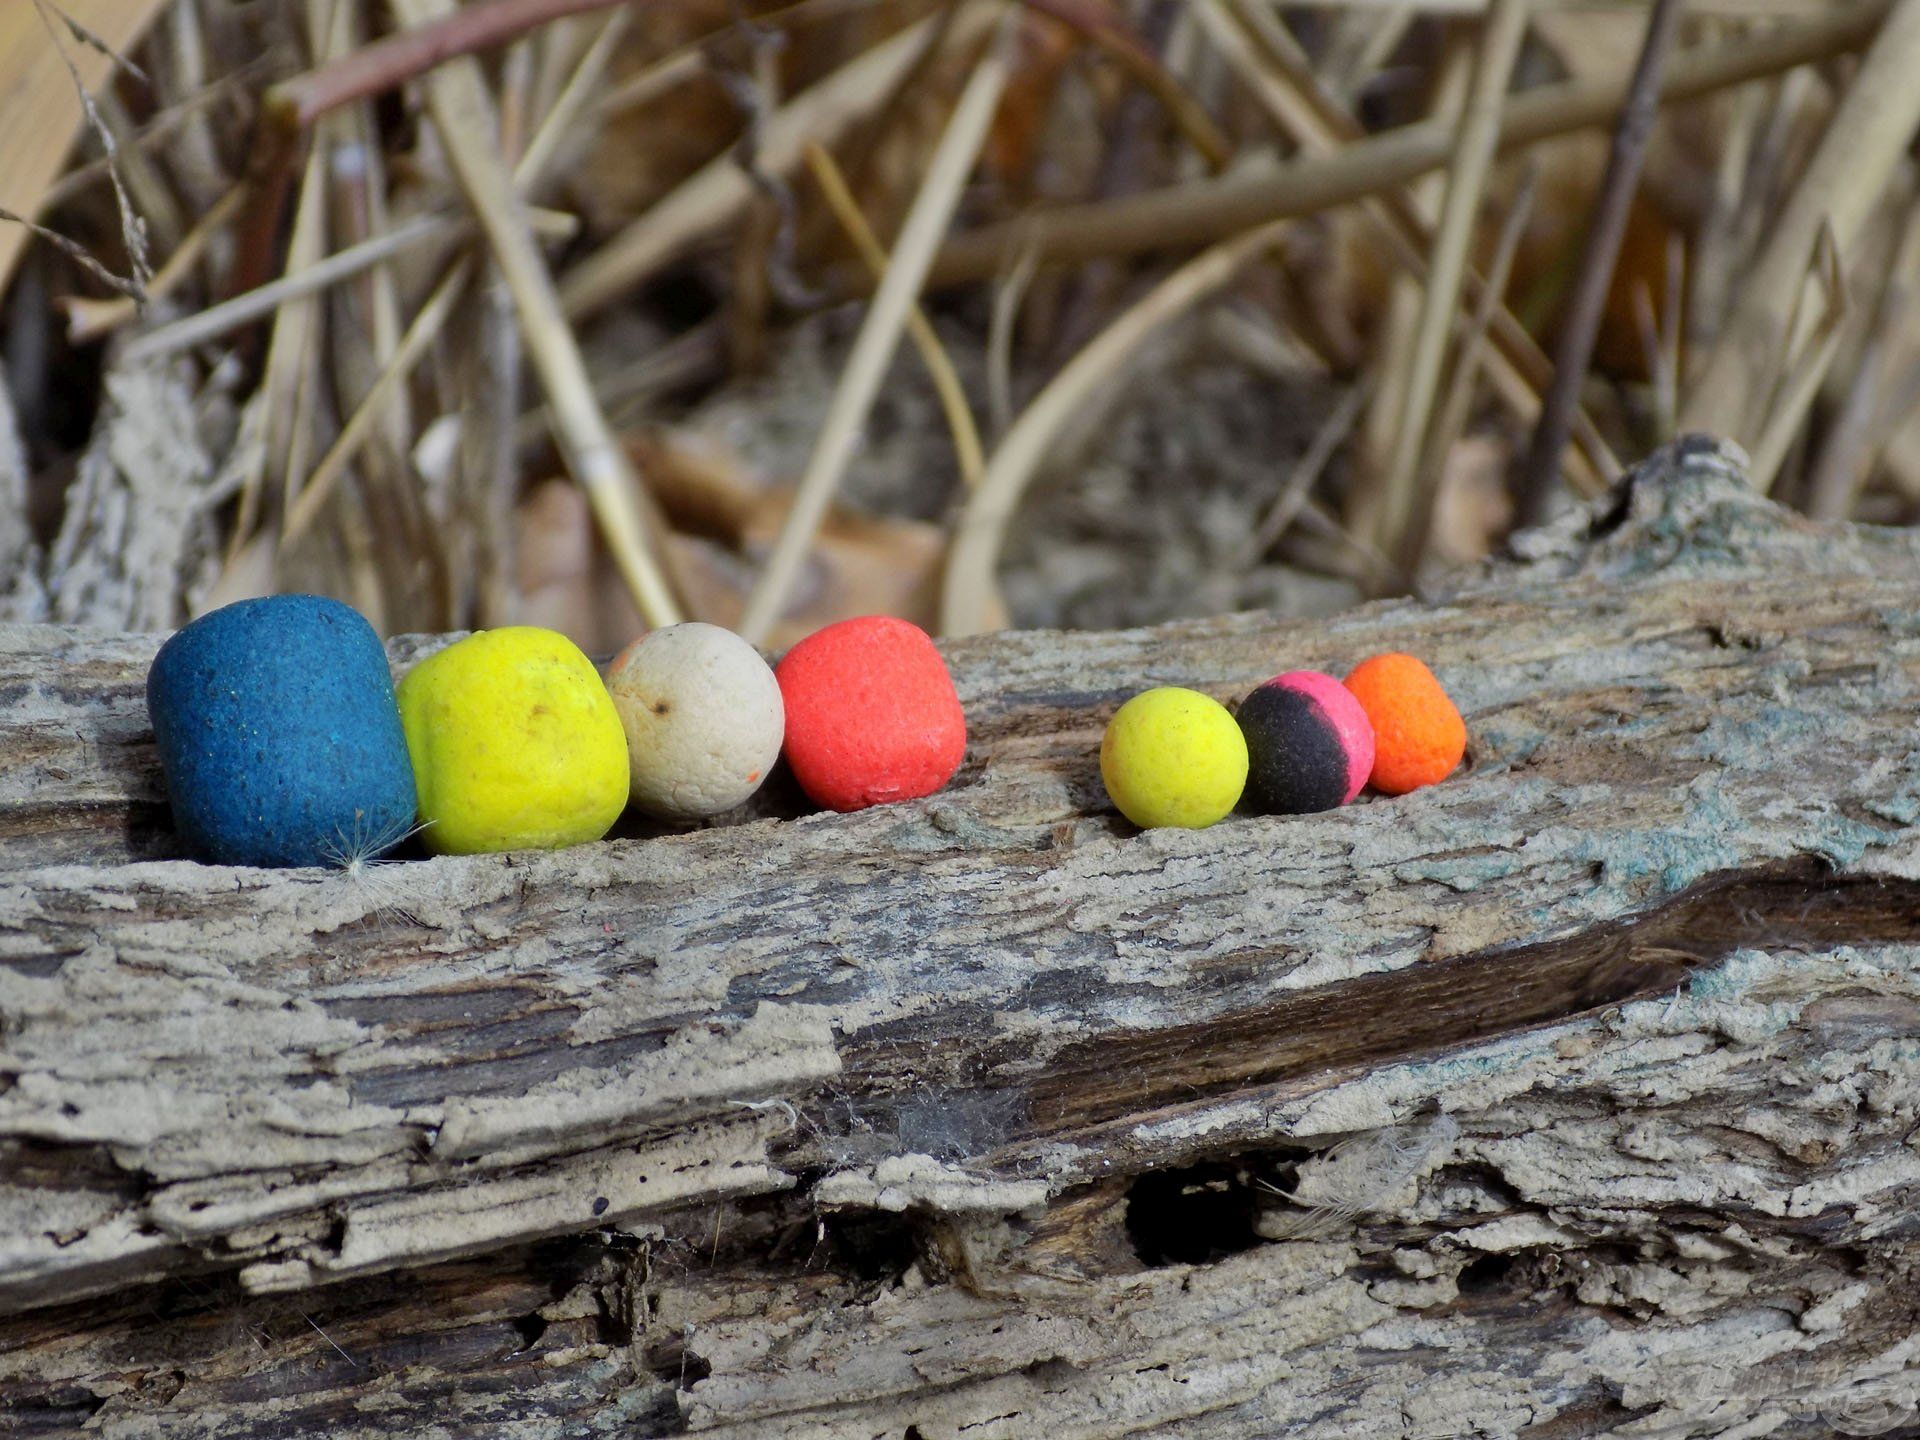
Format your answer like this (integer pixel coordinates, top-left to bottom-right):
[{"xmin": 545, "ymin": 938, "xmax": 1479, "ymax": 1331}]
[
  {"xmin": 1681, "ymin": 703, "xmax": 1831, "ymax": 774},
  {"xmin": 1392, "ymin": 848, "xmax": 1524, "ymax": 893},
  {"xmin": 1865, "ymin": 751, "xmax": 1920, "ymax": 827}
]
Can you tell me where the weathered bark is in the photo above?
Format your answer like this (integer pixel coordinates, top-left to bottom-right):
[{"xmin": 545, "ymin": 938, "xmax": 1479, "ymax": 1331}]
[{"xmin": 6, "ymin": 437, "xmax": 1920, "ymax": 1437}]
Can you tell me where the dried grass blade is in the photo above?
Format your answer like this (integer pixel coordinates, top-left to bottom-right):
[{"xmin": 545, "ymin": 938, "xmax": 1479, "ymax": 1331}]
[
  {"xmin": 561, "ymin": 6, "xmax": 997, "ymax": 322},
  {"xmin": 391, "ymin": 0, "xmax": 681, "ymax": 627},
  {"xmin": 803, "ymin": 142, "xmax": 986, "ymax": 492},
  {"xmin": 928, "ymin": 0, "xmax": 1893, "ymax": 285},
  {"xmin": 1680, "ymin": 0, "xmax": 1920, "ymax": 451},
  {"xmin": 738, "ymin": 11, "xmax": 1015, "ymax": 644},
  {"xmin": 941, "ymin": 221, "xmax": 1289, "ymax": 638},
  {"xmin": 1374, "ymin": 0, "xmax": 1530, "ymax": 581}
]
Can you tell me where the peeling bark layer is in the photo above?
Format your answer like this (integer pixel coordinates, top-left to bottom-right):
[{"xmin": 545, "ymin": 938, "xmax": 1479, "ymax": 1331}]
[{"xmin": 6, "ymin": 439, "xmax": 1920, "ymax": 1437}]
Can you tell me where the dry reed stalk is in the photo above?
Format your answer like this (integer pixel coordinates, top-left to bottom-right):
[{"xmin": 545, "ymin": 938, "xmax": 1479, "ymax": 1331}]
[
  {"xmin": 1632, "ymin": 233, "xmax": 1685, "ymax": 443},
  {"xmin": 727, "ymin": 19, "xmax": 794, "ymax": 376},
  {"xmin": 594, "ymin": 0, "xmax": 876, "ymax": 117},
  {"xmin": 390, "ymin": 0, "xmax": 681, "ymax": 628},
  {"xmin": 39, "ymin": 64, "xmax": 261, "ymax": 212},
  {"xmin": 157, "ymin": 0, "xmax": 226, "ymax": 216},
  {"xmin": 1803, "ymin": 326, "xmax": 1888, "ymax": 518},
  {"xmin": 1218, "ymin": 0, "xmax": 1359, "ymax": 141},
  {"xmin": 472, "ymin": 257, "xmax": 524, "ymax": 626},
  {"xmin": 334, "ymin": 130, "xmax": 413, "ymax": 473},
  {"xmin": 927, "ymin": 0, "xmax": 1893, "ymax": 284},
  {"xmin": 1020, "ymin": 0, "xmax": 1234, "ymax": 170},
  {"xmin": 736, "ymin": 12, "xmax": 1015, "ymax": 645},
  {"xmin": 515, "ymin": 325, "xmax": 726, "ymax": 449},
  {"xmin": 1515, "ymin": 0, "xmax": 1685, "ymax": 525},
  {"xmin": 802, "ymin": 143, "xmax": 986, "ymax": 491},
  {"xmin": 497, "ymin": 27, "xmax": 537, "ymax": 164},
  {"xmin": 273, "ymin": 0, "xmax": 357, "ymax": 532},
  {"xmin": 1354, "ymin": 40, "xmax": 1468, "ymax": 546},
  {"xmin": 1206, "ymin": 0, "xmax": 1604, "ymax": 529},
  {"xmin": 522, "ymin": 10, "xmax": 583, "ymax": 133},
  {"xmin": 1806, "ymin": 199, "xmax": 1920, "ymax": 519},
  {"xmin": 1340, "ymin": 3, "xmax": 1418, "ymax": 92},
  {"xmin": 515, "ymin": 7, "xmax": 626, "ymax": 198},
  {"xmin": 987, "ymin": 232, "xmax": 1042, "ymax": 439},
  {"xmin": 1680, "ymin": 0, "xmax": 1920, "ymax": 448},
  {"xmin": 124, "ymin": 212, "xmax": 452, "ymax": 362},
  {"xmin": 315, "ymin": 79, "xmax": 409, "ymax": 622},
  {"xmin": 1399, "ymin": 165, "xmax": 1538, "ymax": 576},
  {"xmin": 1249, "ymin": 0, "xmax": 1838, "ymax": 11},
  {"xmin": 560, "ymin": 6, "xmax": 998, "ymax": 322},
  {"xmin": 281, "ymin": 261, "xmax": 471, "ymax": 545},
  {"xmin": 268, "ymin": 0, "xmax": 625, "ymax": 126},
  {"xmin": 228, "ymin": 111, "xmax": 330, "ymax": 562},
  {"xmin": 1196, "ymin": 0, "xmax": 1451, "ymax": 529},
  {"xmin": 231, "ymin": 0, "xmax": 637, "ymax": 305},
  {"xmin": 1687, "ymin": 73, "xmax": 1765, "ymax": 359},
  {"xmin": 1747, "ymin": 224, "xmax": 1849, "ymax": 492},
  {"xmin": 1373, "ymin": 0, "xmax": 1530, "ymax": 582},
  {"xmin": 1205, "ymin": 293, "xmax": 1342, "ymax": 379},
  {"xmin": 940, "ymin": 221, "xmax": 1289, "ymax": 637},
  {"xmin": 280, "ymin": 7, "xmax": 619, "ymax": 549},
  {"xmin": 1298, "ymin": 495, "xmax": 1396, "ymax": 583},
  {"xmin": 1240, "ymin": 379, "xmax": 1373, "ymax": 569},
  {"xmin": 94, "ymin": 84, "xmax": 184, "ymax": 256}
]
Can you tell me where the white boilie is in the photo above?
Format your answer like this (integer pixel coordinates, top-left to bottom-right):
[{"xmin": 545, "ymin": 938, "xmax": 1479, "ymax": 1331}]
[{"xmin": 606, "ymin": 622, "xmax": 785, "ymax": 821}]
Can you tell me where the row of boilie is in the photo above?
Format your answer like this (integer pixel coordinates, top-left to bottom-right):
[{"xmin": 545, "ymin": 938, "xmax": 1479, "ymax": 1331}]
[
  {"xmin": 145, "ymin": 595, "xmax": 965, "ymax": 866},
  {"xmin": 1099, "ymin": 653, "xmax": 1466, "ymax": 829}
]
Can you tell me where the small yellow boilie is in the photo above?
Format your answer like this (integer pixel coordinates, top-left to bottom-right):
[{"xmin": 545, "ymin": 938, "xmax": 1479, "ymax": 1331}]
[
  {"xmin": 1100, "ymin": 686, "xmax": 1248, "ymax": 830},
  {"xmin": 396, "ymin": 627, "xmax": 629, "ymax": 855}
]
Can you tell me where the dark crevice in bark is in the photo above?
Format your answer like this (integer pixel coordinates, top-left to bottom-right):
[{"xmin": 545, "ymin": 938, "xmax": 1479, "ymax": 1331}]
[
  {"xmin": 743, "ymin": 867, "xmax": 1920, "ymax": 1196},
  {"xmin": 919, "ymin": 866, "xmax": 1920, "ymax": 1158}
]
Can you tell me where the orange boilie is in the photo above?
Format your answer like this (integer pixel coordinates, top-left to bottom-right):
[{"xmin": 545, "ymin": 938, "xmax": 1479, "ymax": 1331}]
[{"xmin": 1342, "ymin": 653, "xmax": 1467, "ymax": 795}]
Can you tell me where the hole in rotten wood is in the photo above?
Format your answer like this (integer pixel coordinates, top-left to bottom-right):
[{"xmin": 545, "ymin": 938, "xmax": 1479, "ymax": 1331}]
[
  {"xmin": 639, "ymin": 1329, "xmax": 712, "ymax": 1390},
  {"xmin": 821, "ymin": 1211, "xmax": 920, "ymax": 1284},
  {"xmin": 1456, "ymin": 1252, "xmax": 1517, "ymax": 1295},
  {"xmin": 1124, "ymin": 1162, "xmax": 1264, "ymax": 1268}
]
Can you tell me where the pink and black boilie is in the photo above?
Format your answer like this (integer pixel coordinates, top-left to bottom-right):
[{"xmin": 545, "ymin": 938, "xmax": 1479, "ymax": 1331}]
[{"xmin": 1234, "ymin": 670, "xmax": 1376, "ymax": 816}]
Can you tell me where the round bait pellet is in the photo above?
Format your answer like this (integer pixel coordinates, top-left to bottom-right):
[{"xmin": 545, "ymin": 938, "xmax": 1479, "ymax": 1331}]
[
  {"xmin": 396, "ymin": 626, "xmax": 628, "ymax": 854},
  {"xmin": 1343, "ymin": 651, "xmax": 1466, "ymax": 795},
  {"xmin": 776, "ymin": 615, "xmax": 966, "ymax": 813},
  {"xmin": 145, "ymin": 595, "xmax": 417, "ymax": 868},
  {"xmin": 1236, "ymin": 670, "xmax": 1376, "ymax": 815},
  {"xmin": 1100, "ymin": 686, "xmax": 1248, "ymax": 830},
  {"xmin": 606, "ymin": 622, "xmax": 784, "ymax": 821}
]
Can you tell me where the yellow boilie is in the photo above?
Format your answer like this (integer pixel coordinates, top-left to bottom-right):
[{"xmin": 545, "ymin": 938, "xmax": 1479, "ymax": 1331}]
[
  {"xmin": 1100, "ymin": 686, "xmax": 1248, "ymax": 830},
  {"xmin": 397, "ymin": 627, "xmax": 629, "ymax": 854}
]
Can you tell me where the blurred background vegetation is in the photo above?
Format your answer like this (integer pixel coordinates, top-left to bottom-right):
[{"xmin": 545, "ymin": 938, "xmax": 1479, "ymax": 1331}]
[{"xmin": 1, "ymin": 0, "xmax": 1915, "ymax": 654}]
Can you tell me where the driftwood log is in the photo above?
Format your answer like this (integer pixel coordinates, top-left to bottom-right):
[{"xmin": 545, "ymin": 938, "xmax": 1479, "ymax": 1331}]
[{"xmin": 6, "ymin": 438, "xmax": 1920, "ymax": 1438}]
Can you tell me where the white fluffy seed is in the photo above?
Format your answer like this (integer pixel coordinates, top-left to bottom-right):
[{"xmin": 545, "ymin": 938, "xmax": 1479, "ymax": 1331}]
[{"xmin": 605, "ymin": 622, "xmax": 784, "ymax": 821}]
